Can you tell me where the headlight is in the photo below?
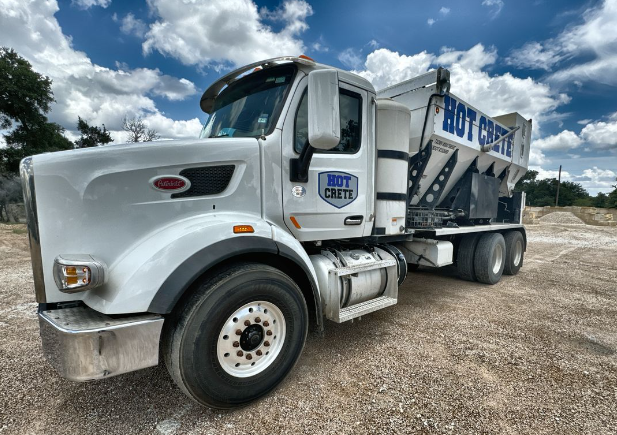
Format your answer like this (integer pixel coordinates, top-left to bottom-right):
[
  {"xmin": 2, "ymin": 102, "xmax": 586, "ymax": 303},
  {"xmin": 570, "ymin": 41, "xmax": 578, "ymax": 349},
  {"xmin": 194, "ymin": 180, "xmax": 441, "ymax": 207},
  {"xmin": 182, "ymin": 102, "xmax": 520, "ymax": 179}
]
[{"xmin": 53, "ymin": 255, "xmax": 107, "ymax": 293}]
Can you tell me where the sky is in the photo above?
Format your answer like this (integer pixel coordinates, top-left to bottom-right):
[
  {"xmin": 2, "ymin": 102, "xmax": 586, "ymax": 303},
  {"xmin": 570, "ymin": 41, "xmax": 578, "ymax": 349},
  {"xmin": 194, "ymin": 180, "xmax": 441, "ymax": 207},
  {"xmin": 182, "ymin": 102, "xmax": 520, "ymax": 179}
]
[{"xmin": 0, "ymin": 0, "xmax": 616, "ymax": 194}]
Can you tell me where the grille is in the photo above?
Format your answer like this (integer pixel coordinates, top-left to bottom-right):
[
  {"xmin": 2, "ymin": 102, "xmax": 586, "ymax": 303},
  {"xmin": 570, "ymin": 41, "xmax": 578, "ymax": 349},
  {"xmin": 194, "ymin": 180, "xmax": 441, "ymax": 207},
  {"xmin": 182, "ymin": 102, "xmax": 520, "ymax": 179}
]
[
  {"xmin": 407, "ymin": 209, "xmax": 444, "ymax": 229},
  {"xmin": 171, "ymin": 165, "xmax": 235, "ymax": 199}
]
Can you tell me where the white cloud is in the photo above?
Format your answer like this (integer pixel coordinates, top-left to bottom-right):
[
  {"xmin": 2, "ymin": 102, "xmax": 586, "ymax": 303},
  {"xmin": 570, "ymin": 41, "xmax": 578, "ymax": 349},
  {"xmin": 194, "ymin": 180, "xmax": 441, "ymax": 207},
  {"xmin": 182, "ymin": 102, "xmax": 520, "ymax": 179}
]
[
  {"xmin": 114, "ymin": 12, "xmax": 147, "ymax": 38},
  {"xmin": 352, "ymin": 48, "xmax": 434, "ymax": 90},
  {"xmin": 580, "ymin": 119, "xmax": 617, "ymax": 150},
  {"xmin": 338, "ymin": 48, "xmax": 364, "ymax": 69},
  {"xmin": 530, "ymin": 165, "xmax": 616, "ymax": 195},
  {"xmin": 0, "ymin": 0, "xmax": 199, "ymax": 141},
  {"xmin": 508, "ymin": 0, "xmax": 617, "ymax": 86},
  {"xmin": 367, "ymin": 39, "xmax": 380, "ymax": 49},
  {"xmin": 529, "ymin": 147, "xmax": 548, "ymax": 166},
  {"xmin": 142, "ymin": 0, "xmax": 313, "ymax": 68},
  {"xmin": 482, "ymin": 0, "xmax": 504, "ymax": 19},
  {"xmin": 71, "ymin": 0, "xmax": 111, "ymax": 9},
  {"xmin": 427, "ymin": 18, "xmax": 436, "ymax": 26},
  {"xmin": 353, "ymin": 44, "xmax": 569, "ymax": 137},
  {"xmin": 530, "ymin": 166, "xmax": 571, "ymax": 181},
  {"xmin": 532, "ymin": 130, "xmax": 583, "ymax": 151},
  {"xmin": 439, "ymin": 7, "xmax": 450, "ymax": 15},
  {"xmin": 577, "ymin": 119, "xmax": 592, "ymax": 125}
]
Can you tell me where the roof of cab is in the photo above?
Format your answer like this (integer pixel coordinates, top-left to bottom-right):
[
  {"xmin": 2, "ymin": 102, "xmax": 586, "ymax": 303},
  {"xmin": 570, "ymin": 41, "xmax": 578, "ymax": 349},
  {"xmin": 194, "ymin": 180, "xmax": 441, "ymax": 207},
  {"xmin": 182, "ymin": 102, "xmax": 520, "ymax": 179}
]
[{"xmin": 200, "ymin": 56, "xmax": 375, "ymax": 114}]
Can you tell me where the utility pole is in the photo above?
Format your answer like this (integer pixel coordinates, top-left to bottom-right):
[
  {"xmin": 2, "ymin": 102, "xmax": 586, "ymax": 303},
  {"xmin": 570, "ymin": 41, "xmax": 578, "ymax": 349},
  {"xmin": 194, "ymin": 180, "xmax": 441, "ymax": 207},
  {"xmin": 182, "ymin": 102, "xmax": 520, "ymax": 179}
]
[{"xmin": 555, "ymin": 165, "xmax": 562, "ymax": 207}]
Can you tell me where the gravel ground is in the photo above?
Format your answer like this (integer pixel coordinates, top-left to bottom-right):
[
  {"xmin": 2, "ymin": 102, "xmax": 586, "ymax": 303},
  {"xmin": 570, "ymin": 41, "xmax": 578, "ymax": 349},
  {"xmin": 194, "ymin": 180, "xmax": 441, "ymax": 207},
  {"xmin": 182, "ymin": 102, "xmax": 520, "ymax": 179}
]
[
  {"xmin": 1, "ymin": 222, "xmax": 616, "ymax": 434},
  {"xmin": 539, "ymin": 212, "xmax": 585, "ymax": 225}
]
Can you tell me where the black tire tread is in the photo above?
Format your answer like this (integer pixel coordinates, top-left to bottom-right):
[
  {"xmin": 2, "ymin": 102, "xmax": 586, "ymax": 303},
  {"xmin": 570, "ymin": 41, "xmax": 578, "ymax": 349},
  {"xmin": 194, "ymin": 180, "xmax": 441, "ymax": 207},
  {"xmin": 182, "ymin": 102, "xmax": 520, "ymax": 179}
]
[
  {"xmin": 473, "ymin": 233, "xmax": 506, "ymax": 285},
  {"xmin": 503, "ymin": 231, "xmax": 525, "ymax": 275},
  {"xmin": 457, "ymin": 233, "xmax": 481, "ymax": 281}
]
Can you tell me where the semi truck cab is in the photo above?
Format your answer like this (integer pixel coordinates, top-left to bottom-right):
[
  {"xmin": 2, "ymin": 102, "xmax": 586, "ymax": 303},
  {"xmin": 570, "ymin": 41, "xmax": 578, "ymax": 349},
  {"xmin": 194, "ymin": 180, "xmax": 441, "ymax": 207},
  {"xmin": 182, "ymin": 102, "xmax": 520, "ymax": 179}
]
[{"xmin": 21, "ymin": 56, "xmax": 530, "ymax": 408}]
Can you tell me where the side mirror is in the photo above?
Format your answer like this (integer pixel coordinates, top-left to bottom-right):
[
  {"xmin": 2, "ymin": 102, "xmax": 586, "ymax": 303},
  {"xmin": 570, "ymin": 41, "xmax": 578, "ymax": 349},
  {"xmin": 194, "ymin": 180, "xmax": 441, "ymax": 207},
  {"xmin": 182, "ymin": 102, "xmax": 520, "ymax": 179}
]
[{"xmin": 308, "ymin": 69, "xmax": 340, "ymax": 150}]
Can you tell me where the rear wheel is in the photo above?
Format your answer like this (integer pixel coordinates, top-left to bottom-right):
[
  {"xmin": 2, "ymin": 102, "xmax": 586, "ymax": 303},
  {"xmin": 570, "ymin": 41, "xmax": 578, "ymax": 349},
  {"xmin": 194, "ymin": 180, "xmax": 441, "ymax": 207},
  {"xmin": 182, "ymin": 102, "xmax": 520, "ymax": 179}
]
[
  {"xmin": 457, "ymin": 233, "xmax": 481, "ymax": 281},
  {"xmin": 503, "ymin": 231, "xmax": 525, "ymax": 275},
  {"xmin": 162, "ymin": 263, "xmax": 308, "ymax": 408},
  {"xmin": 473, "ymin": 233, "xmax": 506, "ymax": 285}
]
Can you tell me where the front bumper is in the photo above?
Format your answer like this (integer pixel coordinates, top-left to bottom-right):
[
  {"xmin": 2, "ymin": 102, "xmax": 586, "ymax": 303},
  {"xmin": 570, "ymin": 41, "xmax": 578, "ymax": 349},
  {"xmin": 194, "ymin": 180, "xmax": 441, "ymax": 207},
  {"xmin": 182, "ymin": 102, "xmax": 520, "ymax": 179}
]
[{"xmin": 39, "ymin": 306, "xmax": 164, "ymax": 381}]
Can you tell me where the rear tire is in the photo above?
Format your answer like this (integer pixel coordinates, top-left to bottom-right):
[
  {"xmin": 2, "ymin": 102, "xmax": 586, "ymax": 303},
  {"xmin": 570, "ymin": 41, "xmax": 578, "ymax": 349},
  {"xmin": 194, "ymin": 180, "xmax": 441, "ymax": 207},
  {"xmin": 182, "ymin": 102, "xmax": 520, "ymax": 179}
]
[
  {"xmin": 162, "ymin": 263, "xmax": 308, "ymax": 409},
  {"xmin": 473, "ymin": 233, "xmax": 506, "ymax": 285},
  {"xmin": 503, "ymin": 231, "xmax": 524, "ymax": 275},
  {"xmin": 457, "ymin": 233, "xmax": 481, "ymax": 281}
]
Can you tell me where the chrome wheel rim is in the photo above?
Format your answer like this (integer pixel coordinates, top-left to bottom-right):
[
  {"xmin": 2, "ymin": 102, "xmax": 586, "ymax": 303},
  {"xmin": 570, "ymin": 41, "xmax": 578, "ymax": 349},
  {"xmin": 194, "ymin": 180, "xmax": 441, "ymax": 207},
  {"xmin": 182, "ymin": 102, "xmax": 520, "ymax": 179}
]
[
  {"xmin": 492, "ymin": 244, "xmax": 504, "ymax": 274},
  {"xmin": 513, "ymin": 240, "xmax": 523, "ymax": 266},
  {"xmin": 217, "ymin": 301, "xmax": 286, "ymax": 378}
]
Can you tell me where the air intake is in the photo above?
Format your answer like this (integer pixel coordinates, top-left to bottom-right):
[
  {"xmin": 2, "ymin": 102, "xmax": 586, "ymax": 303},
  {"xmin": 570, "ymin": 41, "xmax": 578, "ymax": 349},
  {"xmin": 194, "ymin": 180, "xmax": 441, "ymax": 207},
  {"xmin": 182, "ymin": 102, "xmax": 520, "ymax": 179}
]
[{"xmin": 171, "ymin": 165, "xmax": 235, "ymax": 198}]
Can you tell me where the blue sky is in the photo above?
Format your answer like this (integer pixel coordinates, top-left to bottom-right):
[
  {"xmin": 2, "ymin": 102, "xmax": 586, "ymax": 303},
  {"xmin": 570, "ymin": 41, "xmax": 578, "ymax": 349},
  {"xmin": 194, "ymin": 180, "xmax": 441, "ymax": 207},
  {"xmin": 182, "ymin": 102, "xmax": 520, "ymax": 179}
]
[{"xmin": 1, "ymin": 0, "xmax": 616, "ymax": 193}]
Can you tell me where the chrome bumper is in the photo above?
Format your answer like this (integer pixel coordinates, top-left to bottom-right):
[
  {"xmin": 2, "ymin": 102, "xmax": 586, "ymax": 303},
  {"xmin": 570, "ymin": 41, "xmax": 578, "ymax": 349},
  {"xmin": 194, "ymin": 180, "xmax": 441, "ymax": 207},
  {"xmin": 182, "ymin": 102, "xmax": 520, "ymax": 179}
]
[{"xmin": 39, "ymin": 306, "xmax": 164, "ymax": 381}]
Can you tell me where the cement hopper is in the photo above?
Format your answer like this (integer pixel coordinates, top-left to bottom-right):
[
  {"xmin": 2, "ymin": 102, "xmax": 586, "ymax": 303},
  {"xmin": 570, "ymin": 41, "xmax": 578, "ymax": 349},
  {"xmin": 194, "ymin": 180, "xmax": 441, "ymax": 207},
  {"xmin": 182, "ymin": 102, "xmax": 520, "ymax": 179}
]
[{"xmin": 378, "ymin": 68, "xmax": 531, "ymax": 228}]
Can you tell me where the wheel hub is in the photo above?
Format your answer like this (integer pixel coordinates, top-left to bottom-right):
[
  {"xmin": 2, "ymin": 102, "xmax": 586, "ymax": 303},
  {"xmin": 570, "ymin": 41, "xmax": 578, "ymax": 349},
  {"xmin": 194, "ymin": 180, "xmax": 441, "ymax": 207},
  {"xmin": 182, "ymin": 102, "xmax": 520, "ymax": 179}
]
[
  {"xmin": 240, "ymin": 324, "xmax": 264, "ymax": 351},
  {"xmin": 217, "ymin": 301, "xmax": 286, "ymax": 378}
]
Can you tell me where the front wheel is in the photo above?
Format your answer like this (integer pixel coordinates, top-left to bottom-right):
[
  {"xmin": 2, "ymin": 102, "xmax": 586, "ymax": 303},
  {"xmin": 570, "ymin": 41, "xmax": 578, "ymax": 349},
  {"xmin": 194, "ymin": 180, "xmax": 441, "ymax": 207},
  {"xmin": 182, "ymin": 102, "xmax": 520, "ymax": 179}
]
[{"xmin": 162, "ymin": 263, "xmax": 308, "ymax": 408}]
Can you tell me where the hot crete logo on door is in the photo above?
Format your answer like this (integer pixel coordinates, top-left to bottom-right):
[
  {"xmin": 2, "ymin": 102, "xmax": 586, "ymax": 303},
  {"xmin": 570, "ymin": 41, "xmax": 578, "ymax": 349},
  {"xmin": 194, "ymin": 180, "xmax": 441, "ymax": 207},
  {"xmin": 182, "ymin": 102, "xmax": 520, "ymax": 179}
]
[
  {"xmin": 442, "ymin": 95, "xmax": 513, "ymax": 158},
  {"xmin": 318, "ymin": 171, "xmax": 358, "ymax": 209}
]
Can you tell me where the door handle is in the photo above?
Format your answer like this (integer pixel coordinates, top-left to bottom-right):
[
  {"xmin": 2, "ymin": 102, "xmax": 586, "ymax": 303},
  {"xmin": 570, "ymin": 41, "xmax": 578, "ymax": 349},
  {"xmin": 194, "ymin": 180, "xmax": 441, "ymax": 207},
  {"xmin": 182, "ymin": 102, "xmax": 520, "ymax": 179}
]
[{"xmin": 344, "ymin": 215, "xmax": 364, "ymax": 226}]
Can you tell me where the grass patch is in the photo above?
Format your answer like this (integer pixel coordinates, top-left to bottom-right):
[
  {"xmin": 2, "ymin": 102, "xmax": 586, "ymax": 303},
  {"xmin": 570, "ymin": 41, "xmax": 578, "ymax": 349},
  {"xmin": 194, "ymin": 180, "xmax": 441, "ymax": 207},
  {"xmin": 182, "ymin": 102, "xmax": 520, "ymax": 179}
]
[{"xmin": 12, "ymin": 228, "xmax": 28, "ymax": 235}]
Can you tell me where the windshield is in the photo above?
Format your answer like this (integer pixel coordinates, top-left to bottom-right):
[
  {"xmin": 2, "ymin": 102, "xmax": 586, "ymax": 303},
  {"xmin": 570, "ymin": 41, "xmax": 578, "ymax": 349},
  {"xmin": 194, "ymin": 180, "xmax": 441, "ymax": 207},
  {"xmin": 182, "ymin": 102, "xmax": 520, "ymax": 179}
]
[{"xmin": 200, "ymin": 65, "xmax": 296, "ymax": 139}]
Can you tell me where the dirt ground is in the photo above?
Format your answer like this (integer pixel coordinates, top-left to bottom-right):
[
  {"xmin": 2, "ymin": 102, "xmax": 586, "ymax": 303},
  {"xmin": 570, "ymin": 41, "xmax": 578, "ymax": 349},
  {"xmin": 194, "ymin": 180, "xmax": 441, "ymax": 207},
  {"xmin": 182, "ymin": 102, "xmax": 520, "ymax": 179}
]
[{"xmin": 1, "ymin": 222, "xmax": 616, "ymax": 434}]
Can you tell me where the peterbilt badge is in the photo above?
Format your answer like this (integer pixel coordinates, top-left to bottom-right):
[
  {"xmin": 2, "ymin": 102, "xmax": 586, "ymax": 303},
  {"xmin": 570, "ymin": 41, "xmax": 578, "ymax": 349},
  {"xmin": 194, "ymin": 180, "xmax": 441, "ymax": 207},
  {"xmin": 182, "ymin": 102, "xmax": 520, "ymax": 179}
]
[{"xmin": 150, "ymin": 175, "xmax": 191, "ymax": 193}]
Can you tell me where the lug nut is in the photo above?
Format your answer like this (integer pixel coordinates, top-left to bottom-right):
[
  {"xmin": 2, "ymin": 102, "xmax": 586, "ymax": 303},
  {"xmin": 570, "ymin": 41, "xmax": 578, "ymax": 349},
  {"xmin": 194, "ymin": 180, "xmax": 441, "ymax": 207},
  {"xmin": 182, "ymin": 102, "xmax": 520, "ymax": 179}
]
[
  {"xmin": 244, "ymin": 320, "xmax": 251, "ymax": 326},
  {"xmin": 264, "ymin": 341, "xmax": 270, "ymax": 347},
  {"xmin": 235, "ymin": 329, "xmax": 242, "ymax": 336},
  {"xmin": 246, "ymin": 353, "xmax": 253, "ymax": 360},
  {"xmin": 266, "ymin": 330, "xmax": 272, "ymax": 336},
  {"xmin": 255, "ymin": 317, "xmax": 261, "ymax": 323},
  {"xmin": 256, "ymin": 350, "xmax": 262, "ymax": 356},
  {"xmin": 237, "ymin": 350, "xmax": 243, "ymax": 357},
  {"xmin": 263, "ymin": 321, "xmax": 269, "ymax": 327},
  {"xmin": 233, "ymin": 341, "xmax": 240, "ymax": 348}
]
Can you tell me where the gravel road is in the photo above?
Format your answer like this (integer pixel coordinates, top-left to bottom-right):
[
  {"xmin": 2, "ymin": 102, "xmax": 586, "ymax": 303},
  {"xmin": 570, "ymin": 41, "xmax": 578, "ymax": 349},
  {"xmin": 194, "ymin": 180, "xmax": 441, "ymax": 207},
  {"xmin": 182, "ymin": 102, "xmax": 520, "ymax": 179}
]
[{"xmin": 1, "ymin": 223, "xmax": 616, "ymax": 434}]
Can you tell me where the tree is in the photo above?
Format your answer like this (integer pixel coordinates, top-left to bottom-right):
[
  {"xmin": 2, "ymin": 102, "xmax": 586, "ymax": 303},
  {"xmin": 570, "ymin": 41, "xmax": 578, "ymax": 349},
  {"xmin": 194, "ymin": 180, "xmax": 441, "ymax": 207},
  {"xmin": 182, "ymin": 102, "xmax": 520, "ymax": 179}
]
[
  {"xmin": 2, "ymin": 121, "xmax": 73, "ymax": 173},
  {"xmin": 122, "ymin": 115, "xmax": 160, "ymax": 143},
  {"xmin": 0, "ymin": 47, "xmax": 73, "ymax": 175},
  {"xmin": 514, "ymin": 170, "xmax": 590, "ymax": 207},
  {"xmin": 75, "ymin": 117, "xmax": 113, "ymax": 148},
  {"xmin": 0, "ymin": 175, "xmax": 22, "ymax": 222}
]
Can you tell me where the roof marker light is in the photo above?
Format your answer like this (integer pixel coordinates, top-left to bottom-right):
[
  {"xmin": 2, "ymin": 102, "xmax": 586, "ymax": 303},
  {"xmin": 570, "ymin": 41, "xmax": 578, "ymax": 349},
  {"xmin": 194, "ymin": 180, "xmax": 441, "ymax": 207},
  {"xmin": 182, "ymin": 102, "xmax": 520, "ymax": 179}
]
[{"xmin": 298, "ymin": 55, "xmax": 314, "ymax": 62}]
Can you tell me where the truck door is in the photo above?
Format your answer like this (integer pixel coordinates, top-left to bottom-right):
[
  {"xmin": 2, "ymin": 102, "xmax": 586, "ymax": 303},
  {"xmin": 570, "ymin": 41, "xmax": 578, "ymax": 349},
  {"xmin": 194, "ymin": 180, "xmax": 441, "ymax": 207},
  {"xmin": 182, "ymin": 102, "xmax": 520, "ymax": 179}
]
[{"xmin": 281, "ymin": 77, "xmax": 373, "ymax": 241}]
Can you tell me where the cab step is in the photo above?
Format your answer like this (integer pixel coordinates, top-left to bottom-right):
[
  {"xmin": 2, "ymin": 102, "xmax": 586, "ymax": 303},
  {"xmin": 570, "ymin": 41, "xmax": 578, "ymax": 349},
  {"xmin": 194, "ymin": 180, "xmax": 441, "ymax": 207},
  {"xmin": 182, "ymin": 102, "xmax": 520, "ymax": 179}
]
[{"xmin": 336, "ymin": 296, "xmax": 398, "ymax": 323}]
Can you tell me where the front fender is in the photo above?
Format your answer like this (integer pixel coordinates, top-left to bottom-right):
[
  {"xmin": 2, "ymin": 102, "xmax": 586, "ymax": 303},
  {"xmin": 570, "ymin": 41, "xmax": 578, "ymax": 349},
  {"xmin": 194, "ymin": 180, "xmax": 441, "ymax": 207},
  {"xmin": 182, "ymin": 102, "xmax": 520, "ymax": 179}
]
[{"xmin": 82, "ymin": 213, "xmax": 273, "ymax": 314}]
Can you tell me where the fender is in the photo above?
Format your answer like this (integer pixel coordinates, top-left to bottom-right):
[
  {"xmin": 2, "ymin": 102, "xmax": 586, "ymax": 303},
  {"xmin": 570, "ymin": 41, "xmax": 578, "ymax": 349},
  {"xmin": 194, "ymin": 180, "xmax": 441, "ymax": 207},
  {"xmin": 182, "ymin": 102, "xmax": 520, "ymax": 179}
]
[{"xmin": 82, "ymin": 213, "xmax": 272, "ymax": 314}]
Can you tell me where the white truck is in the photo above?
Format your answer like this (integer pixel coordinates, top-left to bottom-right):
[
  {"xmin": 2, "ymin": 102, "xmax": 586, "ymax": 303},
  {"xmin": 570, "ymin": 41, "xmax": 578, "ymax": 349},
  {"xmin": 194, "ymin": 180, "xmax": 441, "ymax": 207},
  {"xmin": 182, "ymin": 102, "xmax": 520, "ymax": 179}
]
[{"xmin": 20, "ymin": 55, "xmax": 530, "ymax": 408}]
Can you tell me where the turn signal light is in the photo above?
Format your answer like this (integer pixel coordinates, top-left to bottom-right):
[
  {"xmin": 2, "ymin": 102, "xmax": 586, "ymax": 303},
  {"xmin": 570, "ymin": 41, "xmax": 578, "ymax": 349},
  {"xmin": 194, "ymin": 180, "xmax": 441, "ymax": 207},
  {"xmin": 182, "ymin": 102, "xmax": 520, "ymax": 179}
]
[
  {"xmin": 298, "ymin": 54, "xmax": 314, "ymax": 62},
  {"xmin": 53, "ymin": 255, "xmax": 107, "ymax": 293},
  {"xmin": 233, "ymin": 225, "xmax": 255, "ymax": 234}
]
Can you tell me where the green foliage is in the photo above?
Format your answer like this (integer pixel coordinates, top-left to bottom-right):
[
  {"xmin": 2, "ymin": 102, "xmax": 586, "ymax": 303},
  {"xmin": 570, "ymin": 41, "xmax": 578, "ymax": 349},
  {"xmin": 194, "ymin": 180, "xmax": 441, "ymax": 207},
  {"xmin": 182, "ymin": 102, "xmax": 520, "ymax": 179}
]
[
  {"xmin": 75, "ymin": 117, "xmax": 113, "ymax": 148},
  {"xmin": 514, "ymin": 170, "xmax": 591, "ymax": 207},
  {"xmin": 0, "ymin": 47, "xmax": 74, "ymax": 175},
  {"xmin": 2, "ymin": 122, "xmax": 73, "ymax": 173},
  {"xmin": 0, "ymin": 47, "xmax": 53, "ymax": 130}
]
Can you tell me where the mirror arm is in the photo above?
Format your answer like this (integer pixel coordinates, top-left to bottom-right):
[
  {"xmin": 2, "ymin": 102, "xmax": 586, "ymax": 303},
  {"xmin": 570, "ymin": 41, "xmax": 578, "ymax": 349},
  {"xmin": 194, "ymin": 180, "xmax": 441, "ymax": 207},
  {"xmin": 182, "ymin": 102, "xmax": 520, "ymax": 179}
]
[{"xmin": 289, "ymin": 139, "xmax": 315, "ymax": 183}]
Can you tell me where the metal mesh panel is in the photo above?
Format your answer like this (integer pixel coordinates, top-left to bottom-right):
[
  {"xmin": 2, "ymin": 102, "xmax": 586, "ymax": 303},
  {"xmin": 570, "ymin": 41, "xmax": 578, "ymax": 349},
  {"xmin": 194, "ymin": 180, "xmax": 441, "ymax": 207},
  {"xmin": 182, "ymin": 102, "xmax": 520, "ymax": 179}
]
[
  {"xmin": 407, "ymin": 209, "xmax": 444, "ymax": 229},
  {"xmin": 171, "ymin": 165, "xmax": 235, "ymax": 198}
]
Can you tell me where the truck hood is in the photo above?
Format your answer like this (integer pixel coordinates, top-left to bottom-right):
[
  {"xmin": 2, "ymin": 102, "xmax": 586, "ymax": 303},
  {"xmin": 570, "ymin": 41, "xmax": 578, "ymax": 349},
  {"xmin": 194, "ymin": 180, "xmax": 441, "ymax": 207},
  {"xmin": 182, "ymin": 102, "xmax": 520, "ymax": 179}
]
[{"xmin": 30, "ymin": 137, "xmax": 262, "ymax": 304}]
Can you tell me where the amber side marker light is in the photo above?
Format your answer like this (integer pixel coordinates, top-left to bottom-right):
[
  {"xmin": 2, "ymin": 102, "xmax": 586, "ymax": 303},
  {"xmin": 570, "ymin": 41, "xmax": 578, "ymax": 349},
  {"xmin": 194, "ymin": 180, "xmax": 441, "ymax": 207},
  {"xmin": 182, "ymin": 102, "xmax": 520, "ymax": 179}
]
[
  {"xmin": 298, "ymin": 54, "xmax": 314, "ymax": 62},
  {"xmin": 289, "ymin": 216, "xmax": 302, "ymax": 229},
  {"xmin": 233, "ymin": 225, "xmax": 255, "ymax": 234}
]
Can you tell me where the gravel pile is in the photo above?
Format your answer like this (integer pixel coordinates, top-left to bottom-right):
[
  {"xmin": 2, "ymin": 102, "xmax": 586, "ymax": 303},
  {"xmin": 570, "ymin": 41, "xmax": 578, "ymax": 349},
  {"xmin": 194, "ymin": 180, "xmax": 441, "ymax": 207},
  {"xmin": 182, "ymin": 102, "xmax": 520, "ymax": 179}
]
[
  {"xmin": 1, "ymin": 223, "xmax": 617, "ymax": 434},
  {"xmin": 539, "ymin": 211, "xmax": 585, "ymax": 225}
]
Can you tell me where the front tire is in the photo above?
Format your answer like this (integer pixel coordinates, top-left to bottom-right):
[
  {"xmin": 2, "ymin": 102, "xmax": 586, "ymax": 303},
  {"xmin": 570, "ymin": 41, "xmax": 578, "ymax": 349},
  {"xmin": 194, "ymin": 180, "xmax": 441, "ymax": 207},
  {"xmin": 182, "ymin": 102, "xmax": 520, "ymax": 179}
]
[{"xmin": 162, "ymin": 263, "xmax": 309, "ymax": 409}]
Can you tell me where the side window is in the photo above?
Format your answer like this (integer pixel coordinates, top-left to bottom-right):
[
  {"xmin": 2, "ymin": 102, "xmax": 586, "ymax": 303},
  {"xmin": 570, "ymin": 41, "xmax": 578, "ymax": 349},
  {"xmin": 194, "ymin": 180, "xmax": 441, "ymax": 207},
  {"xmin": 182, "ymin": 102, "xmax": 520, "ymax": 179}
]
[{"xmin": 294, "ymin": 88, "xmax": 362, "ymax": 154}]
